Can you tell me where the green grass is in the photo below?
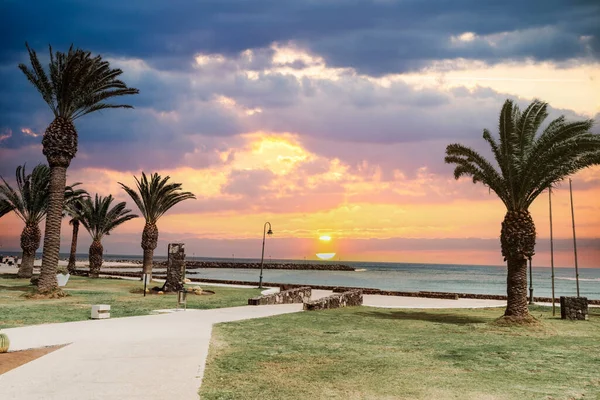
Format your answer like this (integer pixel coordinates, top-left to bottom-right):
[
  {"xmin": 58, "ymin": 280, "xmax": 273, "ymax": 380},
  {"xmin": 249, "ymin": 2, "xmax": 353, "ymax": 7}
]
[
  {"xmin": 200, "ymin": 305, "xmax": 600, "ymax": 400},
  {"xmin": 0, "ymin": 274, "xmax": 261, "ymax": 328}
]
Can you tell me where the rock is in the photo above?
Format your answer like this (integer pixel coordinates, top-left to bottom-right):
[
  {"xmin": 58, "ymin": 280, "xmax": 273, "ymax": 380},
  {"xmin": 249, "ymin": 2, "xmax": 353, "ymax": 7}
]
[
  {"xmin": 184, "ymin": 278, "xmax": 191, "ymax": 283},
  {"xmin": 192, "ymin": 287, "xmax": 203, "ymax": 295},
  {"xmin": 158, "ymin": 291, "xmax": 164, "ymax": 295}
]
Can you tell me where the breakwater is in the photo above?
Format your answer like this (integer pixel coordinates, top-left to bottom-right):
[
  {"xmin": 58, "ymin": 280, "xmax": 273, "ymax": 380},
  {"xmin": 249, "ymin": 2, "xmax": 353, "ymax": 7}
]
[{"xmin": 102, "ymin": 260, "xmax": 355, "ymax": 271}]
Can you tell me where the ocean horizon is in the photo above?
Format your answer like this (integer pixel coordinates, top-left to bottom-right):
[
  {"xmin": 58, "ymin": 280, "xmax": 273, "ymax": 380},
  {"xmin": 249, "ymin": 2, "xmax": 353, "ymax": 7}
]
[{"xmin": 3, "ymin": 250, "xmax": 598, "ymax": 300}]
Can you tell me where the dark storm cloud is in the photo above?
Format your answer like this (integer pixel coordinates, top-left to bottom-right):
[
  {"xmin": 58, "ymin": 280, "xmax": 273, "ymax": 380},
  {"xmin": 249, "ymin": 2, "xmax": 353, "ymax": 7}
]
[{"xmin": 1, "ymin": 0, "xmax": 597, "ymax": 75}]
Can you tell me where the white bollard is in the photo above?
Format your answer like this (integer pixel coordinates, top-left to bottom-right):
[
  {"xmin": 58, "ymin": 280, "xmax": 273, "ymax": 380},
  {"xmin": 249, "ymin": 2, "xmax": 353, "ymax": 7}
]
[{"xmin": 91, "ymin": 304, "xmax": 111, "ymax": 319}]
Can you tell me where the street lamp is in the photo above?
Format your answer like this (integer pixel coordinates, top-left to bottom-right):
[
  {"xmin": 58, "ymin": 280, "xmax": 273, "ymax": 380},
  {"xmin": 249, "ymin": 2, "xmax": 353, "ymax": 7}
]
[
  {"xmin": 528, "ymin": 257, "xmax": 534, "ymax": 305},
  {"xmin": 258, "ymin": 222, "xmax": 273, "ymax": 289}
]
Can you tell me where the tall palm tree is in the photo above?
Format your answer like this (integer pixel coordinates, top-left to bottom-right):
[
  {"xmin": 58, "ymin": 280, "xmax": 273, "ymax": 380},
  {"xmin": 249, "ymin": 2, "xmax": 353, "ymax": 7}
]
[
  {"xmin": 19, "ymin": 44, "xmax": 139, "ymax": 292},
  {"xmin": 77, "ymin": 194, "xmax": 138, "ymax": 278},
  {"xmin": 64, "ymin": 188, "xmax": 89, "ymax": 274},
  {"xmin": 0, "ymin": 164, "xmax": 84, "ymax": 278},
  {"xmin": 119, "ymin": 172, "xmax": 195, "ymax": 280},
  {"xmin": 445, "ymin": 99, "xmax": 599, "ymax": 322}
]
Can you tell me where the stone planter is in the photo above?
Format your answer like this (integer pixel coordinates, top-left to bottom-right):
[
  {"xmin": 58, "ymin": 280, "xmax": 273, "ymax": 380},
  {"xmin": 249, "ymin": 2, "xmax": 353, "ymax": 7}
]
[
  {"xmin": 560, "ymin": 296, "xmax": 588, "ymax": 321},
  {"xmin": 56, "ymin": 273, "xmax": 70, "ymax": 287}
]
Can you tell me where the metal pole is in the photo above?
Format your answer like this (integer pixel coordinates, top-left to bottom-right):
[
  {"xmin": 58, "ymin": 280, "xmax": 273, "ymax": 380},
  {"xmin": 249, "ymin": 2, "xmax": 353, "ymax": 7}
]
[
  {"xmin": 258, "ymin": 222, "xmax": 271, "ymax": 289},
  {"xmin": 143, "ymin": 273, "xmax": 147, "ymax": 297},
  {"xmin": 528, "ymin": 257, "xmax": 533, "ymax": 304},
  {"xmin": 549, "ymin": 187, "xmax": 556, "ymax": 316},
  {"xmin": 569, "ymin": 179, "xmax": 580, "ymax": 297}
]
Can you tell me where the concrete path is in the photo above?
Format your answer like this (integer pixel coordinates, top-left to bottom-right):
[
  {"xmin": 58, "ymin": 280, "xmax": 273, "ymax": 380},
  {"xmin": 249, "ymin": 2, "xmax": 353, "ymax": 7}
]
[
  {"xmin": 0, "ymin": 272, "xmax": 576, "ymax": 399},
  {"xmin": 0, "ymin": 304, "xmax": 303, "ymax": 400},
  {"xmin": 363, "ymin": 294, "xmax": 506, "ymax": 309}
]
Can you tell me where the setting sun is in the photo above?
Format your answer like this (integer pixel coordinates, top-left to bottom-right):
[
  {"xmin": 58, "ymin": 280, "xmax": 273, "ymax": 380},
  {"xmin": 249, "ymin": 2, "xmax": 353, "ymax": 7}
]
[
  {"xmin": 316, "ymin": 252, "xmax": 336, "ymax": 260},
  {"xmin": 319, "ymin": 235, "xmax": 331, "ymax": 241}
]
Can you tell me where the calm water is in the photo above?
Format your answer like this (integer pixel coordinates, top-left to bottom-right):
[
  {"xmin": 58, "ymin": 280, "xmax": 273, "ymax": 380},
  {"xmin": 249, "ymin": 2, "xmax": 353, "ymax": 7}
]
[{"xmin": 4, "ymin": 252, "xmax": 599, "ymax": 299}]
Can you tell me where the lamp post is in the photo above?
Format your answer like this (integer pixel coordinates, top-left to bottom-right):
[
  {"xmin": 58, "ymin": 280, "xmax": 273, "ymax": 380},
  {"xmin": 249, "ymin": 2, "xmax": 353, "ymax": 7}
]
[
  {"xmin": 528, "ymin": 257, "xmax": 534, "ymax": 305},
  {"xmin": 258, "ymin": 222, "xmax": 273, "ymax": 289}
]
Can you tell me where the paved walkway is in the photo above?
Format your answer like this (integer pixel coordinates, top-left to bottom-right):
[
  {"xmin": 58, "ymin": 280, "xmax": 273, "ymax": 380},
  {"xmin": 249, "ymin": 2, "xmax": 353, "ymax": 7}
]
[
  {"xmin": 0, "ymin": 304, "xmax": 304, "ymax": 400},
  {"xmin": 0, "ymin": 268, "xmax": 529, "ymax": 399}
]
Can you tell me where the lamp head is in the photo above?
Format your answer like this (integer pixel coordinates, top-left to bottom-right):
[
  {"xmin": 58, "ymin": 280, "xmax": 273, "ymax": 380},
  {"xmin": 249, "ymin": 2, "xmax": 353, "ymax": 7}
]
[{"xmin": 267, "ymin": 229, "xmax": 273, "ymax": 236}]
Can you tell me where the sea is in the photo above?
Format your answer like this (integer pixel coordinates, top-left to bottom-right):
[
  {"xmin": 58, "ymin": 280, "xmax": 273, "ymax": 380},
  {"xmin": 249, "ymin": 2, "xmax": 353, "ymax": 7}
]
[{"xmin": 3, "ymin": 252, "xmax": 599, "ymax": 300}]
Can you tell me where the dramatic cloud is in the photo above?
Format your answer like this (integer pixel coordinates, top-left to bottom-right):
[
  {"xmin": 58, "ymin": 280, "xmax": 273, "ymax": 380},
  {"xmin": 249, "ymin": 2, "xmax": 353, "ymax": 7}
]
[
  {"xmin": 2, "ymin": 1, "xmax": 598, "ymax": 74},
  {"xmin": 1, "ymin": 1, "xmax": 598, "ymax": 266}
]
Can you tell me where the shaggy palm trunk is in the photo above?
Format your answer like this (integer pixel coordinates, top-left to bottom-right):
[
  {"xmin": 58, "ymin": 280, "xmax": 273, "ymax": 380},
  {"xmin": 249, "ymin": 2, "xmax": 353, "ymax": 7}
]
[
  {"xmin": 141, "ymin": 222, "xmax": 158, "ymax": 280},
  {"xmin": 501, "ymin": 210, "xmax": 536, "ymax": 319},
  {"xmin": 67, "ymin": 220, "xmax": 80, "ymax": 274},
  {"xmin": 38, "ymin": 166, "xmax": 67, "ymax": 291},
  {"xmin": 89, "ymin": 240, "xmax": 103, "ymax": 278},
  {"xmin": 39, "ymin": 117, "xmax": 77, "ymax": 293},
  {"xmin": 18, "ymin": 223, "xmax": 41, "ymax": 278}
]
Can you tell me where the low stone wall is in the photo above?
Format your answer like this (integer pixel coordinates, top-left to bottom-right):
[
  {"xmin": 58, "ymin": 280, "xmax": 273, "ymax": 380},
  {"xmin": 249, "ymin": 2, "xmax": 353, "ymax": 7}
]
[
  {"xmin": 248, "ymin": 287, "xmax": 312, "ymax": 305},
  {"xmin": 332, "ymin": 287, "xmax": 459, "ymax": 300},
  {"xmin": 560, "ymin": 296, "xmax": 589, "ymax": 321},
  {"xmin": 304, "ymin": 290, "xmax": 363, "ymax": 311},
  {"xmin": 73, "ymin": 271, "xmax": 600, "ymax": 305}
]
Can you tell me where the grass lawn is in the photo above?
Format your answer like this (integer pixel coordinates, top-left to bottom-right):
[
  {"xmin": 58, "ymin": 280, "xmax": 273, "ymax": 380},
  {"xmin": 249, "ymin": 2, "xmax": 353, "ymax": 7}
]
[
  {"xmin": 0, "ymin": 274, "xmax": 261, "ymax": 328},
  {"xmin": 200, "ymin": 305, "xmax": 600, "ymax": 400}
]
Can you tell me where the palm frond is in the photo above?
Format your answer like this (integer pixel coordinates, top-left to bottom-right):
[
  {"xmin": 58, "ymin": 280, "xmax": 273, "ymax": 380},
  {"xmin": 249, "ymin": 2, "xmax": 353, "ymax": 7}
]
[
  {"xmin": 19, "ymin": 44, "xmax": 139, "ymax": 121},
  {"xmin": 445, "ymin": 144, "xmax": 509, "ymax": 206},
  {"xmin": 18, "ymin": 43, "xmax": 56, "ymax": 115},
  {"xmin": 78, "ymin": 194, "xmax": 138, "ymax": 241},
  {"xmin": 0, "ymin": 199, "xmax": 14, "ymax": 219},
  {"xmin": 119, "ymin": 172, "xmax": 196, "ymax": 224},
  {"xmin": 0, "ymin": 164, "xmax": 50, "ymax": 224},
  {"xmin": 446, "ymin": 98, "xmax": 600, "ymax": 211}
]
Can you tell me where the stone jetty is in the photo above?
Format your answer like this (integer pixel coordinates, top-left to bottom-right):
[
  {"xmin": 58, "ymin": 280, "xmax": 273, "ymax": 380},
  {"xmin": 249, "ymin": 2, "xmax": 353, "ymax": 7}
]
[{"xmin": 98, "ymin": 259, "xmax": 355, "ymax": 271}]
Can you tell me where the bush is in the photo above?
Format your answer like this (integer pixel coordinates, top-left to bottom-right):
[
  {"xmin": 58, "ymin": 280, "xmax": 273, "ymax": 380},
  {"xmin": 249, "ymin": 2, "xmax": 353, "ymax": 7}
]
[{"xmin": 56, "ymin": 266, "xmax": 69, "ymax": 275}]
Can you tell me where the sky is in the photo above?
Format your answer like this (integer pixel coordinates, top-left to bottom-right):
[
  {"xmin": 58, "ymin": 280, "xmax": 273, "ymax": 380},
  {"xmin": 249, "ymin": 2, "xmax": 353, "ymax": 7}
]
[{"xmin": 0, "ymin": 0, "xmax": 599, "ymax": 267}]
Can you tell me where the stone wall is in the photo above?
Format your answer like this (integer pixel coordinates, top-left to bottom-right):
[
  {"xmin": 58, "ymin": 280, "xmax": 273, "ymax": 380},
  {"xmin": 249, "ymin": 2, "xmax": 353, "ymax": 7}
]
[
  {"xmin": 560, "ymin": 296, "xmax": 589, "ymax": 321},
  {"xmin": 304, "ymin": 290, "xmax": 363, "ymax": 311},
  {"xmin": 70, "ymin": 271, "xmax": 600, "ymax": 305},
  {"xmin": 248, "ymin": 287, "xmax": 312, "ymax": 305}
]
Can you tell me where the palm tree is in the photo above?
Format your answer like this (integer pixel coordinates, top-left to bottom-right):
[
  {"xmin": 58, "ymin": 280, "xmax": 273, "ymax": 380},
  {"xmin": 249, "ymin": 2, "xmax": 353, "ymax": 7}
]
[
  {"xmin": 77, "ymin": 194, "xmax": 138, "ymax": 278},
  {"xmin": 0, "ymin": 164, "xmax": 84, "ymax": 278},
  {"xmin": 64, "ymin": 188, "xmax": 89, "ymax": 274},
  {"xmin": 119, "ymin": 173, "xmax": 195, "ymax": 280},
  {"xmin": 445, "ymin": 99, "xmax": 599, "ymax": 322},
  {"xmin": 19, "ymin": 44, "xmax": 139, "ymax": 292}
]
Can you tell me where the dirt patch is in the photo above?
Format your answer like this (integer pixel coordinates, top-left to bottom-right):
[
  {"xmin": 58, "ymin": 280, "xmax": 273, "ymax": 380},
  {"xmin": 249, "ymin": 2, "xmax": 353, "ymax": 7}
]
[
  {"xmin": 0, "ymin": 344, "xmax": 67, "ymax": 375},
  {"xmin": 23, "ymin": 289, "xmax": 69, "ymax": 299},
  {"xmin": 491, "ymin": 314, "xmax": 540, "ymax": 327}
]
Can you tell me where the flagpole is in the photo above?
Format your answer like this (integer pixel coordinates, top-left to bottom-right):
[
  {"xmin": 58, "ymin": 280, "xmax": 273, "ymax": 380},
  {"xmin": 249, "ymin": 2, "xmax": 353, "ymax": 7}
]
[
  {"xmin": 549, "ymin": 187, "xmax": 555, "ymax": 316},
  {"xmin": 569, "ymin": 178, "xmax": 580, "ymax": 297}
]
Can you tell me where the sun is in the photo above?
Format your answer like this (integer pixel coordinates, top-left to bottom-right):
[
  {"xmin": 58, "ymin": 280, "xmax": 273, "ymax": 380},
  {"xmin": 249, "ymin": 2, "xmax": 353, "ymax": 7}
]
[
  {"xmin": 316, "ymin": 253, "xmax": 336, "ymax": 260},
  {"xmin": 319, "ymin": 235, "xmax": 331, "ymax": 241}
]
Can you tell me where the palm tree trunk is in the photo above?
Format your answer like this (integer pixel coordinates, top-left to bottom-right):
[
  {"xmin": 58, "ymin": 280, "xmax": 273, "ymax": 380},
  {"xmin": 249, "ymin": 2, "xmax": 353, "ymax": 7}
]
[
  {"xmin": 89, "ymin": 240, "xmax": 103, "ymax": 278},
  {"xmin": 67, "ymin": 220, "xmax": 79, "ymax": 274},
  {"xmin": 18, "ymin": 223, "xmax": 42, "ymax": 278},
  {"xmin": 500, "ymin": 210, "xmax": 536, "ymax": 321},
  {"xmin": 505, "ymin": 257, "xmax": 529, "ymax": 316},
  {"xmin": 141, "ymin": 222, "xmax": 158, "ymax": 280},
  {"xmin": 38, "ymin": 166, "xmax": 67, "ymax": 292}
]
